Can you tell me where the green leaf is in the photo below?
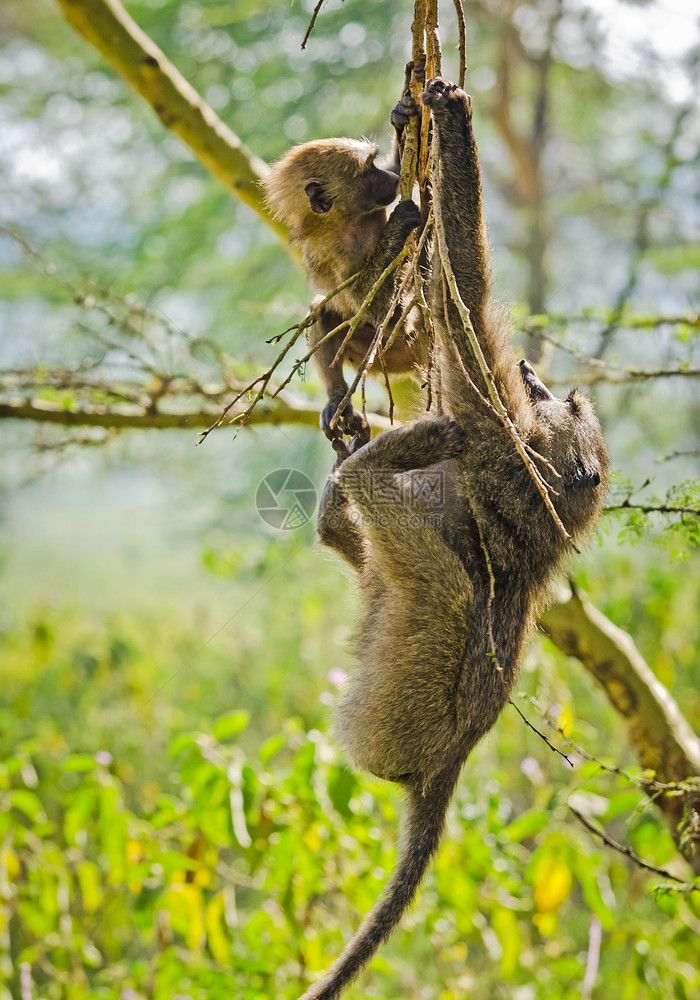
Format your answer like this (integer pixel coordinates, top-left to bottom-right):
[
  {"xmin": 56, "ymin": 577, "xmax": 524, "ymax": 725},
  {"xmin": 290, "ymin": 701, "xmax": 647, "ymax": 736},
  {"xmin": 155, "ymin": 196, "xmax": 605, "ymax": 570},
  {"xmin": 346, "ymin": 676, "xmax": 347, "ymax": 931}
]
[
  {"xmin": 575, "ymin": 864, "xmax": 616, "ymax": 931},
  {"xmin": 259, "ymin": 733, "xmax": 286, "ymax": 763},
  {"xmin": 601, "ymin": 789, "xmax": 642, "ymax": 821},
  {"xmin": 64, "ymin": 788, "xmax": 96, "ymax": 846},
  {"xmin": 168, "ymin": 734, "xmax": 196, "ymax": 756},
  {"xmin": 8, "ymin": 790, "xmax": 43, "ymax": 819},
  {"xmin": 328, "ymin": 766, "xmax": 357, "ymax": 819},
  {"xmin": 213, "ymin": 711, "xmax": 250, "ymax": 741},
  {"xmin": 504, "ymin": 809, "xmax": 549, "ymax": 842},
  {"xmin": 61, "ymin": 755, "xmax": 97, "ymax": 772}
]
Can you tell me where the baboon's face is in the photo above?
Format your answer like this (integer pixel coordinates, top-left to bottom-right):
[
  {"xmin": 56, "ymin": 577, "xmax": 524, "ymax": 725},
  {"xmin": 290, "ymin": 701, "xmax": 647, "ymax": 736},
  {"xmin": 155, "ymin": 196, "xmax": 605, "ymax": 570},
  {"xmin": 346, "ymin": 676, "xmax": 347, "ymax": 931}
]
[
  {"xmin": 519, "ymin": 360, "xmax": 607, "ymax": 494},
  {"xmin": 305, "ymin": 154, "xmax": 399, "ymax": 217},
  {"xmin": 263, "ymin": 138, "xmax": 399, "ymax": 228}
]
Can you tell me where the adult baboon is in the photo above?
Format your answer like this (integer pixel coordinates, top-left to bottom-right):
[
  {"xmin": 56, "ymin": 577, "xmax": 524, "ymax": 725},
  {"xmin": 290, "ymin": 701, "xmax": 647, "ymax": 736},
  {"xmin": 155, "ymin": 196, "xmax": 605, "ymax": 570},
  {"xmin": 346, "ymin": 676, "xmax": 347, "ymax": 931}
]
[{"xmin": 302, "ymin": 78, "xmax": 608, "ymax": 1000}]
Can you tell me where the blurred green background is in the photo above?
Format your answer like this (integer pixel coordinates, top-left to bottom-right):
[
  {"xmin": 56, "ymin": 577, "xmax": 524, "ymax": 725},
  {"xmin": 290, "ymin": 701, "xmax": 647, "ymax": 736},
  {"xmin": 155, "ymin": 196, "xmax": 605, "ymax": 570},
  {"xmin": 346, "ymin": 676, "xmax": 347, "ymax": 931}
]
[{"xmin": 1, "ymin": 0, "xmax": 699, "ymax": 997}]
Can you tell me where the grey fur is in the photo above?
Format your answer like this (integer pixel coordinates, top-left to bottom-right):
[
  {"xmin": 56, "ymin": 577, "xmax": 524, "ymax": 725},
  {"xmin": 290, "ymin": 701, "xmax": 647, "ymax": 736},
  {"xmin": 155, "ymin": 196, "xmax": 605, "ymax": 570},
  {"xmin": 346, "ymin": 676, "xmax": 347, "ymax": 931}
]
[{"xmin": 301, "ymin": 79, "xmax": 608, "ymax": 1000}]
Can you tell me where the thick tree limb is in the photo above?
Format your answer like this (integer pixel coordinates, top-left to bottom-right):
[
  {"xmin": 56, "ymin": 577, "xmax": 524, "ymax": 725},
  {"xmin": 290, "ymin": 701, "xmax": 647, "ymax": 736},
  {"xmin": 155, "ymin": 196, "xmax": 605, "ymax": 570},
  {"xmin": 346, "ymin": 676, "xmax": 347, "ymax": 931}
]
[
  {"xmin": 0, "ymin": 396, "xmax": 390, "ymax": 433},
  {"xmin": 540, "ymin": 586, "xmax": 700, "ymax": 872},
  {"xmin": 54, "ymin": 0, "xmax": 293, "ymax": 250},
  {"xmin": 0, "ymin": 397, "xmax": 312, "ymax": 431}
]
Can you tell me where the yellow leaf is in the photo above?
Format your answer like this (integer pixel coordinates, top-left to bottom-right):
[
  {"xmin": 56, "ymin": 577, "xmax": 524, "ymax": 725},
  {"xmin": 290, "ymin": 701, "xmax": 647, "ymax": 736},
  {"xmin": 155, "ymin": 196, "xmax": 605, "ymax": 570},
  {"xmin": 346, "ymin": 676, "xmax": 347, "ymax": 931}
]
[
  {"xmin": 533, "ymin": 855, "xmax": 573, "ymax": 913},
  {"xmin": 558, "ymin": 705, "xmax": 574, "ymax": 736},
  {"xmin": 205, "ymin": 892, "xmax": 230, "ymax": 964},
  {"xmin": 303, "ymin": 827, "xmax": 322, "ymax": 852},
  {"xmin": 533, "ymin": 910, "xmax": 557, "ymax": 936},
  {"xmin": 77, "ymin": 861, "xmax": 102, "ymax": 913},
  {"xmin": 126, "ymin": 840, "xmax": 142, "ymax": 866},
  {"xmin": 2, "ymin": 849, "xmax": 20, "ymax": 880},
  {"xmin": 163, "ymin": 884, "xmax": 205, "ymax": 952}
]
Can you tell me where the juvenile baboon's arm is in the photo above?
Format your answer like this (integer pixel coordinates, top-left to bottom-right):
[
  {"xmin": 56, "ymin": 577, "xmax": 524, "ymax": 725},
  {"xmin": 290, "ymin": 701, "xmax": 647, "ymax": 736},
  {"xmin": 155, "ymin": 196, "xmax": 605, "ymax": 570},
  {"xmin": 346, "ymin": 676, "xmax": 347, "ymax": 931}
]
[
  {"xmin": 318, "ymin": 201, "xmax": 420, "ymax": 438},
  {"xmin": 309, "ymin": 308, "xmax": 368, "ymax": 437},
  {"xmin": 348, "ymin": 200, "xmax": 421, "ymax": 319},
  {"xmin": 343, "ymin": 62, "xmax": 422, "ymax": 319}
]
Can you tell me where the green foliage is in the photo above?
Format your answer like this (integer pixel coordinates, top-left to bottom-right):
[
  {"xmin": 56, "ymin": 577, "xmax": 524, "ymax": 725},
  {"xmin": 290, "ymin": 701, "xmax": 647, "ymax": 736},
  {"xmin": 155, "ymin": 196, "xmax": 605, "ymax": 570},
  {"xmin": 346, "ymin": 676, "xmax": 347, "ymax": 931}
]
[
  {"xmin": 2, "ymin": 0, "xmax": 700, "ymax": 997},
  {"xmin": 605, "ymin": 474, "xmax": 700, "ymax": 555},
  {"xmin": 1, "ymin": 561, "xmax": 699, "ymax": 998},
  {"xmin": 2, "ymin": 716, "xmax": 700, "ymax": 1000}
]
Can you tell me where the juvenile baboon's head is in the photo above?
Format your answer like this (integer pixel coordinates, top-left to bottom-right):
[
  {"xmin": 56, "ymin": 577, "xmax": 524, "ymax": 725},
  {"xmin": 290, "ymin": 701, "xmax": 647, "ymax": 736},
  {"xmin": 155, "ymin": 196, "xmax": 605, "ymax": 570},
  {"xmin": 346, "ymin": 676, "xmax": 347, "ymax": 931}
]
[{"xmin": 263, "ymin": 138, "xmax": 399, "ymax": 229}]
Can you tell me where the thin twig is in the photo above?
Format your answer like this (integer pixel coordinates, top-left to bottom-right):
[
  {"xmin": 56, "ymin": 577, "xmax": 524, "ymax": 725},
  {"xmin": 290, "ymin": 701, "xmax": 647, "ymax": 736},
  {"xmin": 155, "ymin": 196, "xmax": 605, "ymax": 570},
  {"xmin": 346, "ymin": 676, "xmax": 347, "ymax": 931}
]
[
  {"xmin": 452, "ymin": 0, "xmax": 467, "ymax": 88},
  {"xmin": 199, "ymin": 273, "xmax": 359, "ymax": 441},
  {"xmin": 521, "ymin": 314, "xmax": 700, "ymax": 383},
  {"xmin": 569, "ymin": 807, "xmax": 693, "ymax": 885},
  {"xmin": 509, "ymin": 699, "xmax": 574, "ymax": 766},
  {"xmin": 329, "ymin": 249, "xmax": 409, "ymax": 372},
  {"xmin": 377, "ymin": 350, "xmax": 395, "ymax": 425},
  {"xmin": 198, "ymin": 322, "xmax": 308, "ymax": 440},
  {"xmin": 267, "ymin": 272, "xmax": 359, "ymax": 345},
  {"xmin": 326, "ymin": 246, "xmax": 412, "ymax": 430},
  {"xmin": 582, "ymin": 917, "xmax": 602, "ymax": 1000},
  {"xmin": 330, "ymin": 291, "xmax": 409, "ymax": 429},
  {"xmin": 477, "ymin": 527, "xmax": 506, "ymax": 682},
  {"xmin": 301, "ymin": 0, "xmax": 324, "ymax": 50},
  {"xmin": 605, "ymin": 502, "xmax": 699, "ymax": 517},
  {"xmin": 527, "ymin": 697, "xmax": 690, "ymax": 793},
  {"xmin": 379, "ymin": 211, "xmax": 433, "ymax": 357}
]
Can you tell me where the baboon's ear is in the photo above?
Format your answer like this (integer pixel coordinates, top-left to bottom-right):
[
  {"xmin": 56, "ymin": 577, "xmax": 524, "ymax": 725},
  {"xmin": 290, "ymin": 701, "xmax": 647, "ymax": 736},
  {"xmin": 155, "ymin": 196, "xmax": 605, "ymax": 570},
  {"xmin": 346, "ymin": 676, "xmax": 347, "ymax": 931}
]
[
  {"xmin": 305, "ymin": 181, "xmax": 333, "ymax": 214},
  {"xmin": 519, "ymin": 358, "xmax": 555, "ymax": 402}
]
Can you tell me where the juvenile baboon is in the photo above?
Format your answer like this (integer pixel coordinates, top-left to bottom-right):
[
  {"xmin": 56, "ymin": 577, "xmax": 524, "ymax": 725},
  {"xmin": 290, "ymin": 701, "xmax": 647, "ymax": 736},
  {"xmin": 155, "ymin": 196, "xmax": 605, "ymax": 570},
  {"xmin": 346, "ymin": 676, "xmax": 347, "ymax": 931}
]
[
  {"xmin": 302, "ymin": 79, "xmax": 609, "ymax": 1000},
  {"xmin": 263, "ymin": 67, "xmax": 425, "ymax": 441}
]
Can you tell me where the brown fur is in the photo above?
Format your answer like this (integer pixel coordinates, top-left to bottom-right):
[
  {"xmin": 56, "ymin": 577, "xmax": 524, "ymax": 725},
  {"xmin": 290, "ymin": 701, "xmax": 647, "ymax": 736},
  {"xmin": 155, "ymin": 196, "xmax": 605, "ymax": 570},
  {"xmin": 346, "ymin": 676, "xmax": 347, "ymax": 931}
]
[
  {"xmin": 262, "ymin": 89, "xmax": 425, "ymax": 439},
  {"xmin": 303, "ymin": 80, "xmax": 609, "ymax": 1000}
]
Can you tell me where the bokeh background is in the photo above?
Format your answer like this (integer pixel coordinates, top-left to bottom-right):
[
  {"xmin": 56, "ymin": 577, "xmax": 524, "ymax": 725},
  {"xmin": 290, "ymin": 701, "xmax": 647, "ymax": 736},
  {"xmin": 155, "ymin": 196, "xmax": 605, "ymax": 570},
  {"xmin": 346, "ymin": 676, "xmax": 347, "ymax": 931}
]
[{"xmin": 1, "ymin": 0, "xmax": 699, "ymax": 997}]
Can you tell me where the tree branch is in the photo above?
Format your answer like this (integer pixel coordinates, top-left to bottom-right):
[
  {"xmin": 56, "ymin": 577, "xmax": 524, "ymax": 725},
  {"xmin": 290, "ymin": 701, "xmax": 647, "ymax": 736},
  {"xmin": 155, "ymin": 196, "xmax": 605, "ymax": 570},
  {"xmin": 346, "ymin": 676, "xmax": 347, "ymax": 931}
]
[
  {"xmin": 0, "ymin": 396, "xmax": 391, "ymax": 434},
  {"xmin": 606, "ymin": 501, "xmax": 699, "ymax": 517},
  {"xmin": 54, "ymin": 0, "xmax": 293, "ymax": 252},
  {"xmin": 569, "ymin": 808, "xmax": 695, "ymax": 887},
  {"xmin": 540, "ymin": 585, "xmax": 700, "ymax": 872}
]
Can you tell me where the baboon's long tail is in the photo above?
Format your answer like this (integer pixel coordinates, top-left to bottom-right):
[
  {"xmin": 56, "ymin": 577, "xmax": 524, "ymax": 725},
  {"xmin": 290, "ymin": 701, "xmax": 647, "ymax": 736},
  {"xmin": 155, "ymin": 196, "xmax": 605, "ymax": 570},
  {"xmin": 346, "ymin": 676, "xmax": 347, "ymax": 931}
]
[{"xmin": 297, "ymin": 764, "xmax": 461, "ymax": 1000}]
